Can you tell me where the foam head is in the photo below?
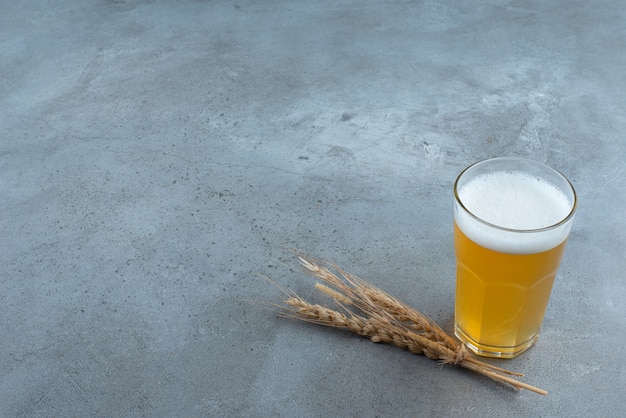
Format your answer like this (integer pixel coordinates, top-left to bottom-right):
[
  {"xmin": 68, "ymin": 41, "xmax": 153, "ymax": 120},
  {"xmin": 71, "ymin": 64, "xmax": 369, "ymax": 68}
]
[{"xmin": 454, "ymin": 158, "xmax": 577, "ymax": 254}]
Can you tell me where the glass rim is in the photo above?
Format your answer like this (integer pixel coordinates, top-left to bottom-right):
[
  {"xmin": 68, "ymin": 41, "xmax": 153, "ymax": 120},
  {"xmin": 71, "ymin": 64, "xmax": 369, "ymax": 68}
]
[{"xmin": 454, "ymin": 157, "xmax": 578, "ymax": 234}]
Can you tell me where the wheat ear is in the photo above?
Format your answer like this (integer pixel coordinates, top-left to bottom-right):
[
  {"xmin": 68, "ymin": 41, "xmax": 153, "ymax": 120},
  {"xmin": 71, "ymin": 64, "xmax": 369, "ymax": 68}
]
[{"xmin": 273, "ymin": 253, "xmax": 547, "ymax": 396}]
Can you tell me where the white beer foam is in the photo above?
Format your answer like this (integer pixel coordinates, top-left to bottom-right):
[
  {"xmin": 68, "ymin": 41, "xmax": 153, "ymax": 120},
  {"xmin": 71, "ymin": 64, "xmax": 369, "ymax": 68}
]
[{"xmin": 455, "ymin": 171, "xmax": 574, "ymax": 254}]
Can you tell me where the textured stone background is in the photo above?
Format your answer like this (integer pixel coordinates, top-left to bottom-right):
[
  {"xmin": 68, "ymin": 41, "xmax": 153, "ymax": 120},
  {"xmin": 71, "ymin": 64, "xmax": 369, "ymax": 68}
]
[{"xmin": 1, "ymin": 1, "xmax": 624, "ymax": 416}]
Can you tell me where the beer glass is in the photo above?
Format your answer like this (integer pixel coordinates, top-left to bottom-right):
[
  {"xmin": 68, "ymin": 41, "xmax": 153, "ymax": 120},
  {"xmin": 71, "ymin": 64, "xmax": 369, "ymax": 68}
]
[{"xmin": 453, "ymin": 157, "xmax": 577, "ymax": 358}]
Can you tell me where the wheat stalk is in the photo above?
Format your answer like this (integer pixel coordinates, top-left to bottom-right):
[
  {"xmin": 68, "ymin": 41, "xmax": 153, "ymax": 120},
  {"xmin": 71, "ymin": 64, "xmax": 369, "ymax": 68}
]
[{"xmin": 272, "ymin": 253, "xmax": 547, "ymax": 396}]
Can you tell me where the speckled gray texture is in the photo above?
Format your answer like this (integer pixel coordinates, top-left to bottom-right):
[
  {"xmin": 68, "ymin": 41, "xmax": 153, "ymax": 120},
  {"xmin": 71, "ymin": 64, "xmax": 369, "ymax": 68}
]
[{"xmin": 1, "ymin": 1, "xmax": 625, "ymax": 416}]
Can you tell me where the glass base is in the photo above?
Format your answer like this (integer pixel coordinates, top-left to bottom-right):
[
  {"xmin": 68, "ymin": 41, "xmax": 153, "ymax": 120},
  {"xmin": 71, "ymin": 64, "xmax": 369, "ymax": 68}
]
[{"xmin": 454, "ymin": 325, "xmax": 539, "ymax": 359}]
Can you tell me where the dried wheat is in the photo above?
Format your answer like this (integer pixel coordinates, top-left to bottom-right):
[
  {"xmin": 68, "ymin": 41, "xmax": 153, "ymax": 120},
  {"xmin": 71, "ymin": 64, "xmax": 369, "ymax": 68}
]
[{"xmin": 271, "ymin": 252, "xmax": 547, "ymax": 395}]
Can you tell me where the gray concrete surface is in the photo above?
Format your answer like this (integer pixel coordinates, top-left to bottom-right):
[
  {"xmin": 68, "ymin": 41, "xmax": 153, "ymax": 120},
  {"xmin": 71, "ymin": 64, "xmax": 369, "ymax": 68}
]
[{"xmin": 1, "ymin": 0, "xmax": 625, "ymax": 416}]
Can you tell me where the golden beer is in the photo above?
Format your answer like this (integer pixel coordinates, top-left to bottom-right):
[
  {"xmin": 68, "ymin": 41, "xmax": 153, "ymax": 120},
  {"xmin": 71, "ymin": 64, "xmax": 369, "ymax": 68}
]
[{"xmin": 453, "ymin": 158, "xmax": 577, "ymax": 358}]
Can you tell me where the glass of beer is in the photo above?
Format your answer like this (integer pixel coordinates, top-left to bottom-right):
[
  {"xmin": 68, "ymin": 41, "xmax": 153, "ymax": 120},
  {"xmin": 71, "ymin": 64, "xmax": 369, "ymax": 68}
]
[{"xmin": 453, "ymin": 157, "xmax": 577, "ymax": 358}]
